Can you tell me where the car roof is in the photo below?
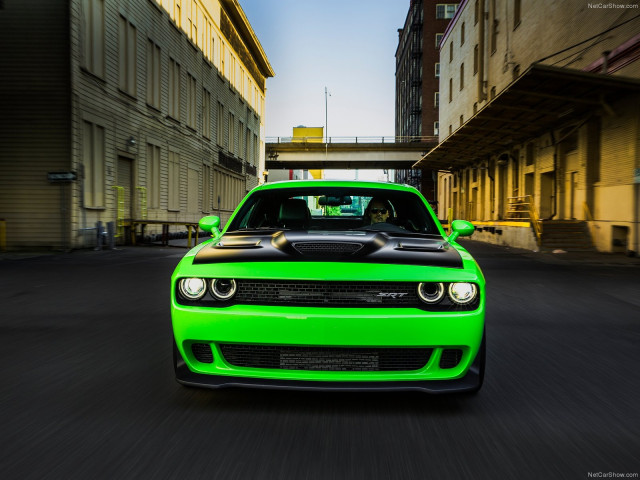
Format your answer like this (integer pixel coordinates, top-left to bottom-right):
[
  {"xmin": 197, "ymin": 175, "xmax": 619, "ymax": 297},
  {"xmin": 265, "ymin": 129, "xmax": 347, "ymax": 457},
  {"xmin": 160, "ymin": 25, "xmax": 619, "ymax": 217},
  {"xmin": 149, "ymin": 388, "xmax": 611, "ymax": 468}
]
[{"xmin": 251, "ymin": 180, "xmax": 419, "ymax": 194}]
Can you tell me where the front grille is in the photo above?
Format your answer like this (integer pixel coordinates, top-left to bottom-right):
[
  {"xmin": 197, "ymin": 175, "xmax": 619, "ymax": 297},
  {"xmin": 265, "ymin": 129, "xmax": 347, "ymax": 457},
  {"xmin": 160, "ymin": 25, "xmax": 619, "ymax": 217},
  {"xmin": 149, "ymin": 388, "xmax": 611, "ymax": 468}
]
[
  {"xmin": 439, "ymin": 349, "xmax": 463, "ymax": 369},
  {"xmin": 176, "ymin": 280, "xmax": 480, "ymax": 311},
  {"xmin": 292, "ymin": 242, "xmax": 363, "ymax": 255},
  {"xmin": 235, "ymin": 281, "xmax": 418, "ymax": 306},
  {"xmin": 192, "ymin": 343, "xmax": 214, "ymax": 363},
  {"xmin": 220, "ymin": 344, "xmax": 433, "ymax": 372}
]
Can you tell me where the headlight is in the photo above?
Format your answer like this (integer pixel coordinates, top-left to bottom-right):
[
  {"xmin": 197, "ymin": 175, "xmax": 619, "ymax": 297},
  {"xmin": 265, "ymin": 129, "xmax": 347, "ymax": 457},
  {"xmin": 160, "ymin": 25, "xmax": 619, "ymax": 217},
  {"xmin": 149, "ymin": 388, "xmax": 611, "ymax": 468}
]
[
  {"xmin": 179, "ymin": 278, "xmax": 207, "ymax": 300},
  {"xmin": 448, "ymin": 282, "xmax": 478, "ymax": 304},
  {"xmin": 417, "ymin": 282, "xmax": 445, "ymax": 303},
  {"xmin": 210, "ymin": 278, "xmax": 237, "ymax": 300}
]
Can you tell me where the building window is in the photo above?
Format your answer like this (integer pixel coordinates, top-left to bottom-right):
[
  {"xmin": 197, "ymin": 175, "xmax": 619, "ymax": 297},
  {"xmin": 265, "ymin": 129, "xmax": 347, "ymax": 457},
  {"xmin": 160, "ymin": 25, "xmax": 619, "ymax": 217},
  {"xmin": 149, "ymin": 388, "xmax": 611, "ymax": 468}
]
[
  {"xmin": 449, "ymin": 78, "xmax": 453, "ymax": 102},
  {"xmin": 473, "ymin": 102, "xmax": 478, "ymax": 114},
  {"xmin": 82, "ymin": 120, "xmax": 105, "ymax": 208},
  {"xmin": 435, "ymin": 63, "xmax": 440, "ymax": 78},
  {"xmin": 169, "ymin": 58, "xmax": 180, "ymax": 120},
  {"xmin": 491, "ymin": 0, "xmax": 498, "ymax": 53},
  {"xmin": 147, "ymin": 143, "xmax": 161, "ymax": 209},
  {"xmin": 187, "ymin": 73, "xmax": 197, "ymax": 129},
  {"xmin": 203, "ymin": 88, "xmax": 211, "ymax": 139},
  {"xmin": 434, "ymin": 92, "xmax": 440, "ymax": 108},
  {"xmin": 217, "ymin": 102, "xmax": 224, "ymax": 146},
  {"xmin": 228, "ymin": 112, "xmax": 234, "ymax": 153},
  {"xmin": 118, "ymin": 16, "xmax": 137, "ymax": 97},
  {"xmin": 460, "ymin": 115, "xmax": 464, "ymax": 126},
  {"xmin": 460, "ymin": 63, "xmax": 464, "ymax": 90},
  {"xmin": 238, "ymin": 121, "xmax": 245, "ymax": 159},
  {"xmin": 82, "ymin": 0, "xmax": 105, "ymax": 78},
  {"xmin": 173, "ymin": 0, "xmax": 182, "ymax": 29},
  {"xmin": 461, "ymin": 22, "xmax": 465, "ymax": 46},
  {"xmin": 203, "ymin": 164, "xmax": 211, "ymax": 212},
  {"xmin": 449, "ymin": 42, "xmax": 453, "ymax": 62},
  {"xmin": 514, "ymin": 0, "xmax": 521, "ymax": 28},
  {"xmin": 220, "ymin": 42, "xmax": 226, "ymax": 77},
  {"xmin": 434, "ymin": 121, "xmax": 439, "ymax": 136},
  {"xmin": 146, "ymin": 40, "xmax": 161, "ymax": 109},
  {"xmin": 436, "ymin": 4, "xmax": 457, "ymax": 19},
  {"xmin": 474, "ymin": 0, "xmax": 479, "ymax": 24},
  {"xmin": 168, "ymin": 150, "xmax": 180, "ymax": 211},
  {"xmin": 253, "ymin": 134, "xmax": 259, "ymax": 166},
  {"xmin": 449, "ymin": 125, "xmax": 453, "ymax": 135},
  {"xmin": 435, "ymin": 33, "xmax": 444, "ymax": 49},
  {"xmin": 474, "ymin": 44, "xmax": 479, "ymax": 75}
]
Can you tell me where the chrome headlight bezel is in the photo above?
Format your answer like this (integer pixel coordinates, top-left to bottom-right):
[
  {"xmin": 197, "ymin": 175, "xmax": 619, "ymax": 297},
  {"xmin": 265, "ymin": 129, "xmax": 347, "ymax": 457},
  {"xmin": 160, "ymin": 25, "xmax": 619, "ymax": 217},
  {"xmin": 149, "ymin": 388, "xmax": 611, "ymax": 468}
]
[
  {"xmin": 178, "ymin": 277, "xmax": 207, "ymax": 300},
  {"xmin": 210, "ymin": 278, "xmax": 237, "ymax": 300},
  {"xmin": 417, "ymin": 282, "xmax": 446, "ymax": 304}
]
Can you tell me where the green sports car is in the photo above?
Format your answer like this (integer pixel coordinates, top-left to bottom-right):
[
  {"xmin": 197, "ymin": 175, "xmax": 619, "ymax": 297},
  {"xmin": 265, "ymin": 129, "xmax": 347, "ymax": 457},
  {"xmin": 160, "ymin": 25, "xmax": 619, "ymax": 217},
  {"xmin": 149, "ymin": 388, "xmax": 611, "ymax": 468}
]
[{"xmin": 171, "ymin": 180, "xmax": 485, "ymax": 393}]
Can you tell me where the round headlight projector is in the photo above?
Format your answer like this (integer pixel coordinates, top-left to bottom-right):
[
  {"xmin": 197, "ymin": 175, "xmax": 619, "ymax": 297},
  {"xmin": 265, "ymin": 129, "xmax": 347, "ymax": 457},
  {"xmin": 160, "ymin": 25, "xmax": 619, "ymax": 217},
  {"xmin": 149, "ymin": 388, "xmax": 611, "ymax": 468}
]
[
  {"xmin": 179, "ymin": 277, "xmax": 207, "ymax": 300},
  {"xmin": 210, "ymin": 278, "xmax": 237, "ymax": 300},
  {"xmin": 448, "ymin": 282, "xmax": 478, "ymax": 305},
  {"xmin": 417, "ymin": 282, "xmax": 445, "ymax": 303}
]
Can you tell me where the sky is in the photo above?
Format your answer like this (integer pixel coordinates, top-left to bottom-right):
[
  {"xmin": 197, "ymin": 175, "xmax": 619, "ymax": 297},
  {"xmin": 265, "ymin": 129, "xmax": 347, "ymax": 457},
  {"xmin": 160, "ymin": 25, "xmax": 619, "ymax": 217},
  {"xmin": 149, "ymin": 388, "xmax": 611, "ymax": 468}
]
[{"xmin": 240, "ymin": 0, "xmax": 410, "ymax": 141}]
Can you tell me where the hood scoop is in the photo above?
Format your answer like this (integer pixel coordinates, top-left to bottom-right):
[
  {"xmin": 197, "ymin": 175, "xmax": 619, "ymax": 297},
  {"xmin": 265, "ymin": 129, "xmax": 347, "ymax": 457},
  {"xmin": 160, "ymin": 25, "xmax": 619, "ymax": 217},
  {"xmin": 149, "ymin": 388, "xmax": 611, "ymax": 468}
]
[
  {"xmin": 395, "ymin": 241, "xmax": 447, "ymax": 252},
  {"xmin": 291, "ymin": 241, "xmax": 364, "ymax": 256},
  {"xmin": 215, "ymin": 238, "xmax": 262, "ymax": 249}
]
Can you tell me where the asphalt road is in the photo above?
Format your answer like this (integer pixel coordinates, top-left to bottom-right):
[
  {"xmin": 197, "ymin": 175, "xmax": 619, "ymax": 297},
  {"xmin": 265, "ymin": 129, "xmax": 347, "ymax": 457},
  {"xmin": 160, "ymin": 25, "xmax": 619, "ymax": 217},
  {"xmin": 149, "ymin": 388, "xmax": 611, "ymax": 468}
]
[{"xmin": 1, "ymin": 241, "xmax": 639, "ymax": 480}]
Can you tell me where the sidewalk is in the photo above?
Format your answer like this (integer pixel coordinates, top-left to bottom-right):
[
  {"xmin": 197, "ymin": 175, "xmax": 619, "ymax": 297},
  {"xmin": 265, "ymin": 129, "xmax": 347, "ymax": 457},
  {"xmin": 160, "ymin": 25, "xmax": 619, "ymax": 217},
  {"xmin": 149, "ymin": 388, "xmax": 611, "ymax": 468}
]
[{"xmin": 461, "ymin": 239, "xmax": 640, "ymax": 267}]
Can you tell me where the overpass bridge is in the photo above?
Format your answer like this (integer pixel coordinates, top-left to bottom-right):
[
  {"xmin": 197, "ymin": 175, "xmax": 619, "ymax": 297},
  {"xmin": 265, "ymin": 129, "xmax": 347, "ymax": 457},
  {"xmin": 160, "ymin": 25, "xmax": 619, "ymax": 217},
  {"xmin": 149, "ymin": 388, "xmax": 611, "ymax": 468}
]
[{"xmin": 265, "ymin": 136, "xmax": 437, "ymax": 170}]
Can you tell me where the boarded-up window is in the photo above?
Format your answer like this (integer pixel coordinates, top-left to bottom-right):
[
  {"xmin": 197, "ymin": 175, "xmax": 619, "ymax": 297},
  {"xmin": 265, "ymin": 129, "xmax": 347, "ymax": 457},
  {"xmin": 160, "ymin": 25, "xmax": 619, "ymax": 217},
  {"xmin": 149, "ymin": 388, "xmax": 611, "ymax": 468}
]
[
  {"xmin": 147, "ymin": 144, "xmax": 161, "ymax": 208},
  {"xmin": 213, "ymin": 170, "xmax": 244, "ymax": 211},
  {"xmin": 203, "ymin": 89, "xmax": 211, "ymax": 139},
  {"xmin": 118, "ymin": 16, "xmax": 137, "ymax": 96},
  {"xmin": 169, "ymin": 58, "xmax": 180, "ymax": 119},
  {"xmin": 82, "ymin": 0, "xmax": 105, "ymax": 77},
  {"xmin": 146, "ymin": 40, "xmax": 161, "ymax": 108},
  {"xmin": 217, "ymin": 102, "xmax": 224, "ymax": 146},
  {"xmin": 187, "ymin": 73, "xmax": 197, "ymax": 129},
  {"xmin": 83, "ymin": 121, "xmax": 105, "ymax": 208},
  {"xmin": 203, "ymin": 164, "xmax": 211, "ymax": 212},
  {"xmin": 168, "ymin": 150, "xmax": 180, "ymax": 211}
]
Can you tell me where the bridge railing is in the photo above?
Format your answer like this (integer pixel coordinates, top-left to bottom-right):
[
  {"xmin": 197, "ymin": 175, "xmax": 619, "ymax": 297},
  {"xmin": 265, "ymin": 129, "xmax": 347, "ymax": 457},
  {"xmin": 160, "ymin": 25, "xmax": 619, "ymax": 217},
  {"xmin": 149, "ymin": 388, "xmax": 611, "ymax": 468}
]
[{"xmin": 266, "ymin": 136, "xmax": 438, "ymax": 144}]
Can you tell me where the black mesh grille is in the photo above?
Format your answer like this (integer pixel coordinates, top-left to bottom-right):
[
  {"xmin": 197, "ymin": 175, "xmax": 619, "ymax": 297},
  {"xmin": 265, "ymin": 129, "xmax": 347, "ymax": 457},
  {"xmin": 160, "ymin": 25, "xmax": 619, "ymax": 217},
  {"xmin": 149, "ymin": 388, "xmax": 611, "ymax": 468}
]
[
  {"xmin": 234, "ymin": 281, "xmax": 418, "ymax": 306},
  {"xmin": 192, "ymin": 343, "xmax": 214, "ymax": 363},
  {"xmin": 439, "ymin": 349, "xmax": 463, "ymax": 369},
  {"xmin": 292, "ymin": 242, "xmax": 363, "ymax": 255},
  {"xmin": 220, "ymin": 344, "xmax": 432, "ymax": 372}
]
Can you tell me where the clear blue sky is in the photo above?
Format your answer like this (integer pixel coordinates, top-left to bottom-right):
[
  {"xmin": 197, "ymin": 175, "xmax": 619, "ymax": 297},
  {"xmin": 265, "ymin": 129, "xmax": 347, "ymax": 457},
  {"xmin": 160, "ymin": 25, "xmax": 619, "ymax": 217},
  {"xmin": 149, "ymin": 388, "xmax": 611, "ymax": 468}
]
[{"xmin": 240, "ymin": 0, "xmax": 409, "ymax": 140}]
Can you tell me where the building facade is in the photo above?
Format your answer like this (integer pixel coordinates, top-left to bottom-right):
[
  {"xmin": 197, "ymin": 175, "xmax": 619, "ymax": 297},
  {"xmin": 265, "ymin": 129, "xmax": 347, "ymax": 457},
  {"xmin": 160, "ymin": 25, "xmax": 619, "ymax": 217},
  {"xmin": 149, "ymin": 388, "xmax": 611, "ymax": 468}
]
[
  {"xmin": 395, "ymin": 0, "xmax": 459, "ymax": 203},
  {"xmin": 417, "ymin": 0, "xmax": 640, "ymax": 253},
  {"xmin": 0, "ymin": 0, "xmax": 273, "ymax": 250}
]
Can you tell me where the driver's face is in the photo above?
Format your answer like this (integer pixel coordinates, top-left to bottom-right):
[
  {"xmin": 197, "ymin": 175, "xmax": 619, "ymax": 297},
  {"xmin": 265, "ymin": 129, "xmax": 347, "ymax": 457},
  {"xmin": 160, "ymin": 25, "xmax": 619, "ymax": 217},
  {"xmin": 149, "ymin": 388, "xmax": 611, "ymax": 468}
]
[{"xmin": 369, "ymin": 202, "xmax": 390, "ymax": 223}]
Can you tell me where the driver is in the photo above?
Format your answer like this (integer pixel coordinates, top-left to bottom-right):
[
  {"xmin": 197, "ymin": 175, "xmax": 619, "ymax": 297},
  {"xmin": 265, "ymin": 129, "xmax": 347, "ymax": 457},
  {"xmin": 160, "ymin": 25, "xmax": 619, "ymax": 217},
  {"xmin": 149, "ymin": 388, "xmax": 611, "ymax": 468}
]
[{"xmin": 364, "ymin": 197, "xmax": 393, "ymax": 224}]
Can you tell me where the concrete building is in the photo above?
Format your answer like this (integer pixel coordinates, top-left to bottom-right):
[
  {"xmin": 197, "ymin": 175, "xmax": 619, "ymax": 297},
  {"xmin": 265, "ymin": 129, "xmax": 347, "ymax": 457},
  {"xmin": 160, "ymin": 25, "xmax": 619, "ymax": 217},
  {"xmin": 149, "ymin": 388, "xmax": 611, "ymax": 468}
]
[
  {"xmin": 0, "ymin": 0, "xmax": 273, "ymax": 250},
  {"xmin": 416, "ymin": 0, "xmax": 640, "ymax": 253},
  {"xmin": 394, "ymin": 0, "xmax": 459, "ymax": 201}
]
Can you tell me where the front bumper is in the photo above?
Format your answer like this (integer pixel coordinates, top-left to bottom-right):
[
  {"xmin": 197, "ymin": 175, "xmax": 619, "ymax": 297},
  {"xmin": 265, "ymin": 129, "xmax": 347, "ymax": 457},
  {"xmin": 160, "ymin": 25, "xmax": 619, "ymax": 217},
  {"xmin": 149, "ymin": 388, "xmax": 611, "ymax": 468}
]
[
  {"xmin": 174, "ymin": 343, "xmax": 483, "ymax": 393},
  {"xmin": 171, "ymin": 302, "xmax": 485, "ymax": 390}
]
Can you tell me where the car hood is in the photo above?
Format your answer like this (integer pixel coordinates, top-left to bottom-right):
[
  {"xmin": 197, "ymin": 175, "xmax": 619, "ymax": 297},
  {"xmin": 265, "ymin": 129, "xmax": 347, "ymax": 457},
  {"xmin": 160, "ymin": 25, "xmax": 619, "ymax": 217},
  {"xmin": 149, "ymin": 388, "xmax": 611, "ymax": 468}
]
[{"xmin": 193, "ymin": 231, "xmax": 462, "ymax": 268}]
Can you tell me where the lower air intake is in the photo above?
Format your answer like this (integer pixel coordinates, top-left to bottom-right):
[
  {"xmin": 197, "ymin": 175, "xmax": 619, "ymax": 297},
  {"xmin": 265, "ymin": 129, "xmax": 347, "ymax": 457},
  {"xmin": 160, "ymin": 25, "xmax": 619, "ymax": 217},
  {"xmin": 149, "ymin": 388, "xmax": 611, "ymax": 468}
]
[
  {"xmin": 439, "ymin": 349, "xmax": 463, "ymax": 369},
  {"xmin": 220, "ymin": 344, "xmax": 432, "ymax": 372},
  {"xmin": 191, "ymin": 343, "xmax": 214, "ymax": 363}
]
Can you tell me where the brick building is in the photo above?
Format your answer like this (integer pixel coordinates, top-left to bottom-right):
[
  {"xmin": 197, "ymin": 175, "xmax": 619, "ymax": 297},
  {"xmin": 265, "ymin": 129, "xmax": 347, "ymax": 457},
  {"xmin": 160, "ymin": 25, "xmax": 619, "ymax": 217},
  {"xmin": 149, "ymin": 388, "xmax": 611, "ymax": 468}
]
[
  {"xmin": 416, "ymin": 0, "xmax": 640, "ymax": 253},
  {"xmin": 394, "ymin": 0, "xmax": 459, "ymax": 203},
  {"xmin": 0, "ymin": 0, "xmax": 273, "ymax": 250}
]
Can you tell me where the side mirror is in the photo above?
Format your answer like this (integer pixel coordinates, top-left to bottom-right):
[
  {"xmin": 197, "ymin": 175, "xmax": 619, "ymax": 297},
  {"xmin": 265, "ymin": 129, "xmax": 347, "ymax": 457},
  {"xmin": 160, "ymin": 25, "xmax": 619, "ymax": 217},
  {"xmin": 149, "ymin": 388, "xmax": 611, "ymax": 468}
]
[
  {"xmin": 199, "ymin": 216, "xmax": 221, "ymax": 236},
  {"xmin": 447, "ymin": 219, "xmax": 474, "ymax": 242}
]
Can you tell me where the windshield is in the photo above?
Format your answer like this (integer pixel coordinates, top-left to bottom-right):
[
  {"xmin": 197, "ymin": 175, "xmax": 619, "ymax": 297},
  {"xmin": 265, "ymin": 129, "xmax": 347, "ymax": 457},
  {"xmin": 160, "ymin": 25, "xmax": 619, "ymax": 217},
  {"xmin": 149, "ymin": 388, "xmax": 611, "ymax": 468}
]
[{"xmin": 227, "ymin": 186, "xmax": 442, "ymax": 237}]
